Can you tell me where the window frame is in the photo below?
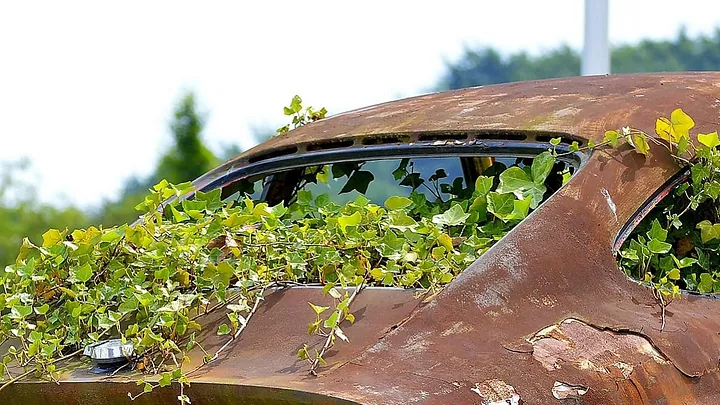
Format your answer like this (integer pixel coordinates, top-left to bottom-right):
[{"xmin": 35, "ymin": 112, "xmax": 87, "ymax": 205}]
[{"xmin": 194, "ymin": 140, "xmax": 586, "ymax": 204}]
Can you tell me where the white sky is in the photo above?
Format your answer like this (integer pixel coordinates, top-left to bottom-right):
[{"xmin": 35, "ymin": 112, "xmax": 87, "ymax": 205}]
[{"xmin": 1, "ymin": 0, "xmax": 719, "ymax": 208}]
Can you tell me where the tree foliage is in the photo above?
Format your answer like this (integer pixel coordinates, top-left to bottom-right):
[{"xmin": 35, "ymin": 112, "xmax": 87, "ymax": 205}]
[
  {"xmin": 438, "ymin": 28, "xmax": 720, "ymax": 89},
  {"xmin": 99, "ymin": 92, "xmax": 220, "ymax": 226},
  {"xmin": 0, "ymin": 161, "xmax": 89, "ymax": 267}
]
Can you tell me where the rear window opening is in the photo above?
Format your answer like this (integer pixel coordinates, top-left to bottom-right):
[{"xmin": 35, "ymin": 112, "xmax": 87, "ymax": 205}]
[
  {"xmin": 617, "ymin": 171, "xmax": 720, "ymax": 295},
  {"xmin": 222, "ymin": 155, "xmax": 576, "ymax": 210}
]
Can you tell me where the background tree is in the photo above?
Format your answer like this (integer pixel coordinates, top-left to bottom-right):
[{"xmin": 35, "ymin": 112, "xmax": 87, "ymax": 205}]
[
  {"xmin": 98, "ymin": 92, "xmax": 221, "ymax": 225},
  {"xmin": 438, "ymin": 28, "xmax": 720, "ymax": 90},
  {"xmin": 0, "ymin": 160, "xmax": 89, "ymax": 266},
  {"xmin": 155, "ymin": 93, "xmax": 218, "ymax": 184}
]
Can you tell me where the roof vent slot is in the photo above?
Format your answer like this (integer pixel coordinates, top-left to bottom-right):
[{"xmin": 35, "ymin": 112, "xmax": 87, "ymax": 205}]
[
  {"xmin": 418, "ymin": 132, "xmax": 469, "ymax": 142},
  {"xmin": 306, "ymin": 139, "xmax": 355, "ymax": 152},
  {"xmin": 473, "ymin": 132, "xmax": 527, "ymax": 141},
  {"xmin": 535, "ymin": 134, "xmax": 585, "ymax": 146},
  {"xmin": 247, "ymin": 146, "xmax": 299, "ymax": 164},
  {"xmin": 361, "ymin": 135, "xmax": 411, "ymax": 145}
]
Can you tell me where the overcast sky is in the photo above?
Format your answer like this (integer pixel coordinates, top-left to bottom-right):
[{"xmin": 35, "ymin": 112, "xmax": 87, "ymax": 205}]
[{"xmin": 1, "ymin": 1, "xmax": 720, "ymax": 208}]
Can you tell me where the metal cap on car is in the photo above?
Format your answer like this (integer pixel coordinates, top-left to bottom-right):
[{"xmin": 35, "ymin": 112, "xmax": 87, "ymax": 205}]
[{"xmin": 83, "ymin": 339, "xmax": 134, "ymax": 364}]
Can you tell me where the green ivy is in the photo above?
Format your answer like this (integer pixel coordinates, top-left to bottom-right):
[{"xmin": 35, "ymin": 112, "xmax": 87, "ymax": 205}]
[
  {"xmin": 0, "ymin": 96, "xmax": 568, "ymax": 403},
  {"xmin": 618, "ymin": 109, "xmax": 720, "ymax": 302}
]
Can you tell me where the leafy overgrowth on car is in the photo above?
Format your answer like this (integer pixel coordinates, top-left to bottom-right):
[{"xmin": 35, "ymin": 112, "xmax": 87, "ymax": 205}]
[
  {"xmin": 10, "ymin": 98, "xmax": 714, "ymax": 404},
  {"xmin": 616, "ymin": 110, "xmax": 720, "ymax": 307},
  {"xmin": 0, "ymin": 98, "xmax": 562, "ymax": 404}
]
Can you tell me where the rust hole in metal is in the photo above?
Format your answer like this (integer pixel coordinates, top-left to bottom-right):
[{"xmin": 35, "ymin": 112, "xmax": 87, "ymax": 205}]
[
  {"xmin": 247, "ymin": 146, "xmax": 299, "ymax": 163},
  {"xmin": 306, "ymin": 139, "xmax": 355, "ymax": 151}
]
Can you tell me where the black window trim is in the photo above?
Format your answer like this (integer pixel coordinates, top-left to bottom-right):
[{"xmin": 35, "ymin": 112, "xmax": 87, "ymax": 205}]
[{"xmin": 191, "ymin": 140, "xmax": 586, "ymax": 202}]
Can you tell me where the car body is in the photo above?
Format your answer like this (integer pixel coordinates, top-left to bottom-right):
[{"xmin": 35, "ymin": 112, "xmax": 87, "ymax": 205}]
[{"xmin": 8, "ymin": 72, "xmax": 720, "ymax": 404}]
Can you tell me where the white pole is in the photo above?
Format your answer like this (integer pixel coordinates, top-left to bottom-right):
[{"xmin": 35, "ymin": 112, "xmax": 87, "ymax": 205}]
[{"xmin": 582, "ymin": 0, "xmax": 610, "ymax": 76}]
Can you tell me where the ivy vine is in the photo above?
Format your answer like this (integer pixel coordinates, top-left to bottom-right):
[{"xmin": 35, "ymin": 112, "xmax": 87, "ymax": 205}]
[{"xmin": 5, "ymin": 98, "xmax": 710, "ymax": 404}]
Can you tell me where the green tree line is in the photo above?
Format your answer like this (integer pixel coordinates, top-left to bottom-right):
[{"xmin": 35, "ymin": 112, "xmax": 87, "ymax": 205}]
[{"xmin": 439, "ymin": 28, "xmax": 720, "ymax": 89}]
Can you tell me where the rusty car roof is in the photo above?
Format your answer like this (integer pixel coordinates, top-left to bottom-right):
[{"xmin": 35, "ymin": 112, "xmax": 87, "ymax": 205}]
[
  {"xmin": 228, "ymin": 72, "xmax": 720, "ymax": 165},
  {"xmin": 11, "ymin": 72, "xmax": 720, "ymax": 404}
]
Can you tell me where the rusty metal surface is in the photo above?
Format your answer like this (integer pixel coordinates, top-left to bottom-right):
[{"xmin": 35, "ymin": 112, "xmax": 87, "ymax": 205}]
[{"xmin": 11, "ymin": 72, "xmax": 720, "ymax": 404}]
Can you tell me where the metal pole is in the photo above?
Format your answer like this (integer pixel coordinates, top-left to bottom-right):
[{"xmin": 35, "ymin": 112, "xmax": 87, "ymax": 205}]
[{"xmin": 581, "ymin": 0, "xmax": 610, "ymax": 76}]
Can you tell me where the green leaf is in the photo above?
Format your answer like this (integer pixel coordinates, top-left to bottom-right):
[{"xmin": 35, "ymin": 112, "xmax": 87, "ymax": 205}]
[
  {"xmin": 487, "ymin": 192, "xmax": 515, "ymax": 219},
  {"xmin": 11, "ymin": 305, "xmax": 33, "ymax": 319},
  {"xmin": 655, "ymin": 117, "xmax": 674, "ymax": 142},
  {"xmin": 670, "ymin": 108, "xmax": 695, "ymax": 139},
  {"xmin": 667, "ymin": 268, "xmax": 681, "ymax": 280},
  {"xmin": 496, "ymin": 167, "xmax": 546, "ymax": 209},
  {"xmin": 531, "ymin": 151, "xmax": 555, "ymax": 184},
  {"xmin": 692, "ymin": 164, "xmax": 710, "ymax": 187},
  {"xmin": 170, "ymin": 205, "xmax": 190, "ymax": 223},
  {"xmin": 399, "ymin": 173, "xmax": 424, "ymax": 190},
  {"xmin": 384, "ymin": 196, "xmax": 412, "ymax": 211},
  {"xmin": 158, "ymin": 372, "xmax": 172, "ymax": 387},
  {"xmin": 510, "ymin": 195, "xmax": 532, "ymax": 220},
  {"xmin": 340, "ymin": 171, "xmax": 374, "ymax": 194},
  {"xmin": 647, "ymin": 239, "xmax": 672, "ymax": 254},
  {"xmin": 672, "ymin": 255, "xmax": 697, "ymax": 269},
  {"xmin": 41, "ymin": 229, "xmax": 63, "ymax": 247},
  {"xmin": 217, "ymin": 324, "xmax": 231, "ymax": 336},
  {"xmin": 697, "ymin": 220, "xmax": 720, "ymax": 244},
  {"xmin": 34, "ymin": 304, "xmax": 50, "ymax": 315},
  {"xmin": 677, "ymin": 136, "xmax": 690, "ymax": 155},
  {"xmin": 118, "ymin": 297, "xmax": 139, "ymax": 314},
  {"xmin": 699, "ymin": 273, "xmax": 714, "ymax": 293},
  {"xmin": 387, "ymin": 211, "xmax": 418, "ymax": 230},
  {"xmin": 603, "ymin": 130, "xmax": 619, "ymax": 147},
  {"xmin": 474, "ymin": 176, "xmax": 494, "ymax": 196},
  {"xmin": 437, "ymin": 233, "xmax": 454, "ymax": 251},
  {"xmin": 308, "ymin": 302, "xmax": 330, "ymax": 315},
  {"xmin": 549, "ymin": 137, "xmax": 561, "ymax": 146},
  {"xmin": 647, "ymin": 219, "xmax": 668, "ymax": 242},
  {"xmin": 338, "ymin": 212, "xmax": 362, "ymax": 232},
  {"xmin": 432, "ymin": 204, "xmax": 470, "ymax": 227},
  {"xmin": 216, "ymin": 261, "xmax": 234, "ymax": 286},
  {"xmin": 627, "ymin": 132, "xmax": 650, "ymax": 155},
  {"xmin": 72, "ymin": 263, "xmax": 93, "ymax": 283},
  {"xmin": 323, "ymin": 311, "xmax": 340, "ymax": 329},
  {"xmin": 698, "ymin": 131, "xmax": 720, "ymax": 149}
]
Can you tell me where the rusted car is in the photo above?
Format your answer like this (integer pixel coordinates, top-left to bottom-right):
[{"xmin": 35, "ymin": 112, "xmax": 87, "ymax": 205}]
[{"xmin": 8, "ymin": 72, "xmax": 720, "ymax": 404}]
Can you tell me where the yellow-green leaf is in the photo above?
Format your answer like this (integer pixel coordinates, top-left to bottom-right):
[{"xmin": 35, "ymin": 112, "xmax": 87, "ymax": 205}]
[
  {"xmin": 384, "ymin": 196, "xmax": 412, "ymax": 211},
  {"xmin": 627, "ymin": 133, "xmax": 650, "ymax": 155},
  {"xmin": 41, "ymin": 229, "xmax": 63, "ymax": 247},
  {"xmin": 603, "ymin": 130, "xmax": 619, "ymax": 147},
  {"xmin": 308, "ymin": 302, "xmax": 329, "ymax": 315},
  {"xmin": 698, "ymin": 131, "xmax": 720, "ymax": 149},
  {"xmin": 670, "ymin": 108, "xmax": 695, "ymax": 140},
  {"xmin": 655, "ymin": 117, "xmax": 674, "ymax": 142},
  {"xmin": 437, "ymin": 233, "xmax": 454, "ymax": 251},
  {"xmin": 337, "ymin": 212, "xmax": 362, "ymax": 233}
]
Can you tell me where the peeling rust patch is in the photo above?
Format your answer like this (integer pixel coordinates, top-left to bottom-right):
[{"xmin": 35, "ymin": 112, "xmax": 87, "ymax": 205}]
[
  {"xmin": 471, "ymin": 379, "xmax": 521, "ymax": 405},
  {"xmin": 552, "ymin": 381, "xmax": 589, "ymax": 400},
  {"xmin": 530, "ymin": 319, "xmax": 668, "ymax": 373}
]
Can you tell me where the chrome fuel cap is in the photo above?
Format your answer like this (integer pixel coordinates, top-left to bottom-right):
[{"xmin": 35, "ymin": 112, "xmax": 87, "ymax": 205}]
[{"xmin": 83, "ymin": 339, "xmax": 134, "ymax": 365}]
